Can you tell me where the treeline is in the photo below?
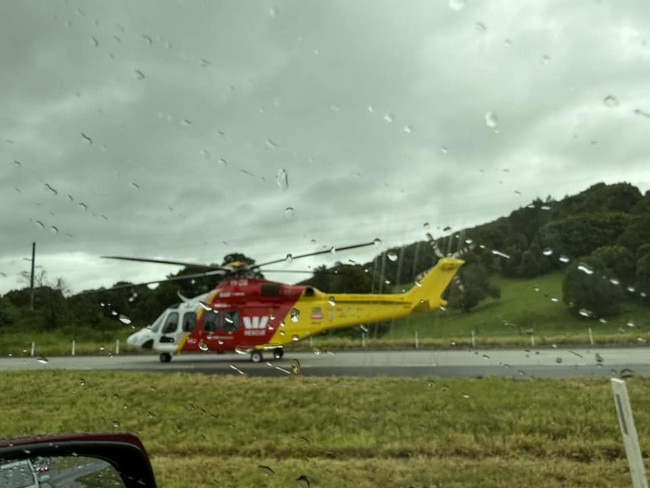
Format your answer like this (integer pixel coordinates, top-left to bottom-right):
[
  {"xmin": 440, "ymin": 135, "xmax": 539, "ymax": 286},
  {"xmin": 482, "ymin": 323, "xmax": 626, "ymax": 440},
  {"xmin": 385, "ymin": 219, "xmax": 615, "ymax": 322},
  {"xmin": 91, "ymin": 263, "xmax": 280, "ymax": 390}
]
[{"xmin": 0, "ymin": 182, "xmax": 648, "ymax": 334}]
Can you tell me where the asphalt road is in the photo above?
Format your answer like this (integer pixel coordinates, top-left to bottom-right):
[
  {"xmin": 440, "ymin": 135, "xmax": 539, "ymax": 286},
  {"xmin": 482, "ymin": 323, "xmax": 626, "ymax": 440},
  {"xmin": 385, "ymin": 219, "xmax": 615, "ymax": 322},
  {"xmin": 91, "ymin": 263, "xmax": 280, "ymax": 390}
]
[{"xmin": 0, "ymin": 347, "xmax": 648, "ymax": 378}]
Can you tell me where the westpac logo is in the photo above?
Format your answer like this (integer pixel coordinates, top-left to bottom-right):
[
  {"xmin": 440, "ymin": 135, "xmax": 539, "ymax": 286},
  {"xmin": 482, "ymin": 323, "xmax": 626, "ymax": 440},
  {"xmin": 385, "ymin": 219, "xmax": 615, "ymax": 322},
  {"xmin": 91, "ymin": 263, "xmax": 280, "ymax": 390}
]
[{"xmin": 243, "ymin": 316, "xmax": 269, "ymax": 330}]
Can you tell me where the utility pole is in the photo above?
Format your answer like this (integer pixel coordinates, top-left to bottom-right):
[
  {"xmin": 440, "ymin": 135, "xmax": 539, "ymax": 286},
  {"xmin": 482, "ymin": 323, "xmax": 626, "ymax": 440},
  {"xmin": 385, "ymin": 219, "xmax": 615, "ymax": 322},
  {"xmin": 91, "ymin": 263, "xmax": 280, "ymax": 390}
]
[{"xmin": 30, "ymin": 241, "xmax": 35, "ymax": 310}]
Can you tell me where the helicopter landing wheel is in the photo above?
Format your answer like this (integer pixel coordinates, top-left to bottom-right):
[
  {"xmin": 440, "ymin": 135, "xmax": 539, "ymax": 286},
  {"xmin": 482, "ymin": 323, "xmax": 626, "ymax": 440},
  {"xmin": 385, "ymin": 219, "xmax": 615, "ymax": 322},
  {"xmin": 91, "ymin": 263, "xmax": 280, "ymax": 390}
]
[
  {"xmin": 250, "ymin": 351, "xmax": 263, "ymax": 363},
  {"xmin": 273, "ymin": 348, "xmax": 284, "ymax": 360},
  {"xmin": 159, "ymin": 352, "xmax": 172, "ymax": 363}
]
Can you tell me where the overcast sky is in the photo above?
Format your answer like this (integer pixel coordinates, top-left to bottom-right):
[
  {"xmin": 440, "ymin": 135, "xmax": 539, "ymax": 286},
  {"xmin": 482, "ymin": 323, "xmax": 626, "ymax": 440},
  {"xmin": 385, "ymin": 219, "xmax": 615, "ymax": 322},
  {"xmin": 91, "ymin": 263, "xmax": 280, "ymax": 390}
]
[{"xmin": 1, "ymin": 0, "xmax": 649, "ymax": 295}]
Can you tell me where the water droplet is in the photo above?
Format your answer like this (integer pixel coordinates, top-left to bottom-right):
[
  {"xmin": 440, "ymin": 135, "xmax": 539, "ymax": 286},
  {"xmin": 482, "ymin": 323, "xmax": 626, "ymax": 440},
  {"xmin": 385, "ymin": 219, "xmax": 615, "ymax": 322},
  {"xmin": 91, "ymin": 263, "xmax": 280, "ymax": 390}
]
[
  {"xmin": 266, "ymin": 138, "xmax": 278, "ymax": 149},
  {"xmin": 373, "ymin": 238, "xmax": 382, "ymax": 246},
  {"xmin": 131, "ymin": 182, "xmax": 141, "ymax": 190},
  {"xmin": 475, "ymin": 22, "xmax": 487, "ymax": 33},
  {"xmin": 577, "ymin": 264, "xmax": 594, "ymax": 275},
  {"xmin": 79, "ymin": 378, "xmax": 86, "ymax": 386},
  {"xmin": 181, "ymin": 119, "xmax": 192, "ymax": 127},
  {"xmin": 328, "ymin": 296, "xmax": 336, "ymax": 307},
  {"xmin": 448, "ymin": 0, "xmax": 466, "ymax": 10},
  {"xmin": 118, "ymin": 314, "xmax": 131, "ymax": 325},
  {"xmin": 276, "ymin": 168, "xmax": 289, "ymax": 191},
  {"xmin": 37, "ymin": 355, "xmax": 48, "ymax": 364},
  {"xmin": 290, "ymin": 308, "xmax": 300, "ymax": 322},
  {"xmin": 603, "ymin": 95, "xmax": 619, "ymax": 107},
  {"xmin": 578, "ymin": 309, "xmax": 593, "ymax": 318},
  {"xmin": 541, "ymin": 54, "xmax": 551, "ymax": 65},
  {"xmin": 550, "ymin": 297, "xmax": 559, "ymax": 303},
  {"xmin": 269, "ymin": 6, "xmax": 278, "ymax": 17},
  {"xmin": 440, "ymin": 146, "xmax": 448, "ymax": 155},
  {"xmin": 403, "ymin": 125, "xmax": 413, "ymax": 133},
  {"xmin": 383, "ymin": 113, "xmax": 394, "ymax": 123},
  {"xmin": 147, "ymin": 411, "xmax": 157, "ymax": 419},
  {"xmin": 292, "ymin": 334, "xmax": 300, "ymax": 342},
  {"xmin": 147, "ymin": 282, "xmax": 160, "ymax": 290},
  {"xmin": 620, "ymin": 368, "xmax": 635, "ymax": 379},
  {"xmin": 599, "ymin": 318, "xmax": 608, "ymax": 324},
  {"xmin": 482, "ymin": 354, "xmax": 490, "ymax": 360},
  {"xmin": 559, "ymin": 255, "xmax": 570, "ymax": 263},
  {"xmin": 542, "ymin": 248, "xmax": 553, "ymax": 256},
  {"xmin": 230, "ymin": 364, "xmax": 246, "ymax": 375},
  {"xmin": 595, "ymin": 353, "xmax": 603, "ymax": 363},
  {"xmin": 524, "ymin": 328, "xmax": 534, "ymax": 336},
  {"xmin": 134, "ymin": 69, "xmax": 146, "ymax": 80},
  {"xmin": 112, "ymin": 393, "xmax": 119, "ymax": 401},
  {"xmin": 555, "ymin": 357, "xmax": 562, "ymax": 364},
  {"xmin": 484, "ymin": 111, "xmax": 498, "ymax": 128},
  {"xmin": 80, "ymin": 132, "xmax": 93, "ymax": 144},
  {"xmin": 609, "ymin": 278, "xmax": 620, "ymax": 286},
  {"xmin": 34, "ymin": 220, "xmax": 45, "ymax": 230},
  {"xmin": 284, "ymin": 207, "xmax": 294, "ymax": 218},
  {"xmin": 113, "ymin": 420, "xmax": 120, "ymax": 429},
  {"xmin": 199, "ymin": 301, "xmax": 212, "ymax": 311},
  {"xmin": 627, "ymin": 321, "xmax": 636, "ymax": 328},
  {"xmin": 285, "ymin": 253, "xmax": 293, "ymax": 263},
  {"xmin": 491, "ymin": 249, "xmax": 510, "ymax": 259},
  {"xmin": 387, "ymin": 251, "xmax": 398, "ymax": 262},
  {"xmin": 199, "ymin": 339, "xmax": 209, "ymax": 351}
]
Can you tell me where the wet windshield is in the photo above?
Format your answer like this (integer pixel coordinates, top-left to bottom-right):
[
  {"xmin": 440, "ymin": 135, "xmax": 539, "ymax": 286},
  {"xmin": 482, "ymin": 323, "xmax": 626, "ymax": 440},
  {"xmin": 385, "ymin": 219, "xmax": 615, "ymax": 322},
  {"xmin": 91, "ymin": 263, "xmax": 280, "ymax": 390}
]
[{"xmin": 1, "ymin": 1, "xmax": 649, "ymax": 487}]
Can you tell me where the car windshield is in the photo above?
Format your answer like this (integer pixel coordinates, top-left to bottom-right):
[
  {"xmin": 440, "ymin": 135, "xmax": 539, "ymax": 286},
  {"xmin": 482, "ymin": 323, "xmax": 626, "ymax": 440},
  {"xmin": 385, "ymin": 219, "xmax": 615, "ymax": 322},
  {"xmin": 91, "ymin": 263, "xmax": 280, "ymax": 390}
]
[{"xmin": 1, "ymin": 1, "xmax": 649, "ymax": 487}]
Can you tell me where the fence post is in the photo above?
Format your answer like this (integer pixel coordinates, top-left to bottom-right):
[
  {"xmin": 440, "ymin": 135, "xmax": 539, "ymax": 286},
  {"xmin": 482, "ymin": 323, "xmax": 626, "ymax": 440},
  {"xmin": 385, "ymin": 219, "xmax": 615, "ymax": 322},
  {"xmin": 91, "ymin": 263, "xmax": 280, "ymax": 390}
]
[
  {"xmin": 30, "ymin": 342, "xmax": 35, "ymax": 357},
  {"xmin": 415, "ymin": 331, "xmax": 419, "ymax": 349},
  {"xmin": 71, "ymin": 340, "xmax": 76, "ymax": 356},
  {"xmin": 115, "ymin": 339, "xmax": 120, "ymax": 355}
]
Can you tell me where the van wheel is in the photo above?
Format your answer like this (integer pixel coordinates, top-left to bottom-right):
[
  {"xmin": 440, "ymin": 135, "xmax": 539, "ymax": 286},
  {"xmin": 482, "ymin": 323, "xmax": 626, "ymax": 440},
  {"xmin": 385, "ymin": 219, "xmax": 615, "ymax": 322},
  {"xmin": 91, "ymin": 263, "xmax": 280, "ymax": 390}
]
[
  {"xmin": 159, "ymin": 352, "xmax": 172, "ymax": 363},
  {"xmin": 250, "ymin": 351, "xmax": 263, "ymax": 363}
]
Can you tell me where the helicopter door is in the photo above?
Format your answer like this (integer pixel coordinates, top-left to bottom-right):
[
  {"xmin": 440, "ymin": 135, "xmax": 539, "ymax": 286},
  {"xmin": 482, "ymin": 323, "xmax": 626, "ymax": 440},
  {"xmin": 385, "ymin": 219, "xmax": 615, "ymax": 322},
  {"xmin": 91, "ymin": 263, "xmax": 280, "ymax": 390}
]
[{"xmin": 158, "ymin": 312, "xmax": 179, "ymax": 344}]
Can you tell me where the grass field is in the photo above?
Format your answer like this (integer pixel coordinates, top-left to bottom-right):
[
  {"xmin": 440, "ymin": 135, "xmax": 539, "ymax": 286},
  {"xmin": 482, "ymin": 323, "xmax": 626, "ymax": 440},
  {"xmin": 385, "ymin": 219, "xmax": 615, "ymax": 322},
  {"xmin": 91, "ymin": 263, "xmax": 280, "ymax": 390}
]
[{"xmin": 1, "ymin": 371, "xmax": 647, "ymax": 487}]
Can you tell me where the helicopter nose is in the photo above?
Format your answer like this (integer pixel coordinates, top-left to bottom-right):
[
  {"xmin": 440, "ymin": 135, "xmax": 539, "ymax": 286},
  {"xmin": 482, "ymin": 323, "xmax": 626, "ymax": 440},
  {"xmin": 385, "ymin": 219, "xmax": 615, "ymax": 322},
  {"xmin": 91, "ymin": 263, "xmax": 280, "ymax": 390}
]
[{"xmin": 127, "ymin": 329, "xmax": 144, "ymax": 347}]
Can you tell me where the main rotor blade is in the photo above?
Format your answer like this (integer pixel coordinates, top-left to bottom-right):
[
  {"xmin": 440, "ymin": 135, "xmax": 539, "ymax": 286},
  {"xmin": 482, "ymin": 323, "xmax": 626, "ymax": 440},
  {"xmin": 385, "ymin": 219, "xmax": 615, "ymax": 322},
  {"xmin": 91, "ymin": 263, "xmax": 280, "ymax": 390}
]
[
  {"xmin": 77, "ymin": 269, "xmax": 227, "ymax": 295},
  {"xmin": 253, "ymin": 240, "xmax": 378, "ymax": 269},
  {"xmin": 102, "ymin": 255, "xmax": 224, "ymax": 271}
]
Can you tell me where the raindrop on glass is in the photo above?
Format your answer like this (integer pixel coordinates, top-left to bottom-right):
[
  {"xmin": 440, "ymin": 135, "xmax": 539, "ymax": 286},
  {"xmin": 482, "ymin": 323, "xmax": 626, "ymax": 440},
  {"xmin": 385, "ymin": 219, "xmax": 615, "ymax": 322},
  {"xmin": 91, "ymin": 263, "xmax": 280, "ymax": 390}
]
[
  {"xmin": 387, "ymin": 251, "xmax": 398, "ymax": 262},
  {"xmin": 577, "ymin": 264, "xmax": 594, "ymax": 275},
  {"xmin": 276, "ymin": 168, "xmax": 289, "ymax": 191},
  {"xmin": 198, "ymin": 339, "xmax": 209, "ymax": 351},
  {"xmin": 484, "ymin": 111, "xmax": 498, "ymax": 129},
  {"xmin": 134, "ymin": 69, "xmax": 146, "ymax": 80},
  {"xmin": 559, "ymin": 256, "xmax": 570, "ymax": 263},
  {"xmin": 79, "ymin": 378, "xmax": 86, "ymax": 386},
  {"xmin": 440, "ymin": 146, "xmax": 448, "ymax": 155},
  {"xmin": 603, "ymin": 95, "xmax": 619, "ymax": 107},
  {"xmin": 542, "ymin": 248, "xmax": 553, "ymax": 256},
  {"xmin": 555, "ymin": 357, "xmax": 562, "ymax": 364},
  {"xmin": 383, "ymin": 113, "xmax": 394, "ymax": 123},
  {"xmin": 290, "ymin": 308, "xmax": 300, "ymax": 322},
  {"xmin": 80, "ymin": 132, "xmax": 93, "ymax": 144},
  {"xmin": 373, "ymin": 238, "xmax": 382, "ymax": 246},
  {"xmin": 403, "ymin": 125, "xmax": 413, "ymax": 133},
  {"xmin": 595, "ymin": 353, "xmax": 603, "ymax": 363},
  {"xmin": 284, "ymin": 207, "xmax": 294, "ymax": 218},
  {"xmin": 118, "ymin": 314, "xmax": 132, "ymax": 325},
  {"xmin": 113, "ymin": 420, "xmax": 120, "ymax": 429},
  {"xmin": 328, "ymin": 296, "xmax": 336, "ymax": 307},
  {"xmin": 37, "ymin": 355, "xmax": 48, "ymax": 364},
  {"xmin": 475, "ymin": 22, "xmax": 487, "ymax": 33},
  {"xmin": 199, "ymin": 301, "xmax": 212, "ymax": 311}
]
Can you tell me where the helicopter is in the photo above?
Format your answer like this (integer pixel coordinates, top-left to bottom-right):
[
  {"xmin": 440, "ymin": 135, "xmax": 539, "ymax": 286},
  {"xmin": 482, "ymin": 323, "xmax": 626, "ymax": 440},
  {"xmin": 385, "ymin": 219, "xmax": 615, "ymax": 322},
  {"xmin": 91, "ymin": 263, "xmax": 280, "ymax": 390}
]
[{"xmin": 105, "ymin": 238, "xmax": 465, "ymax": 363}]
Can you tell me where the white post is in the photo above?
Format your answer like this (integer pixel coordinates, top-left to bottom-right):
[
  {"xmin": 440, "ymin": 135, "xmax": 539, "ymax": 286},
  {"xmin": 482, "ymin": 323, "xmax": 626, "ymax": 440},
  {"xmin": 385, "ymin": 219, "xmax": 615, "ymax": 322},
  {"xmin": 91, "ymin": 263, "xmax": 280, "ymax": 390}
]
[
  {"xmin": 71, "ymin": 340, "xmax": 76, "ymax": 356},
  {"xmin": 589, "ymin": 328, "xmax": 594, "ymax": 346},
  {"xmin": 471, "ymin": 330, "xmax": 476, "ymax": 349},
  {"xmin": 30, "ymin": 342, "xmax": 35, "ymax": 357},
  {"xmin": 611, "ymin": 378, "xmax": 649, "ymax": 488},
  {"xmin": 361, "ymin": 332, "xmax": 367, "ymax": 349},
  {"xmin": 415, "ymin": 331, "xmax": 419, "ymax": 349},
  {"xmin": 531, "ymin": 335, "xmax": 535, "ymax": 347},
  {"xmin": 115, "ymin": 339, "xmax": 120, "ymax": 355}
]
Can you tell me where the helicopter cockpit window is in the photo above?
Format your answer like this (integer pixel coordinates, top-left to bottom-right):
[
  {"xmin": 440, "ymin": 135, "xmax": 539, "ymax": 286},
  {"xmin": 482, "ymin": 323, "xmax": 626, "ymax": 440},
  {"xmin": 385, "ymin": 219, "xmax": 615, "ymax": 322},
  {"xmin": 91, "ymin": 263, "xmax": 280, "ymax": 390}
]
[
  {"xmin": 182, "ymin": 312, "xmax": 197, "ymax": 332},
  {"xmin": 148, "ymin": 310, "xmax": 167, "ymax": 333},
  {"xmin": 223, "ymin": 311, "xmax": 240, "ymax": 333},
  {"xmin": 162, "ymin": 312, "xmax": 179, "ymax": 334},
  {"xmin": 203, "ymin": 310, "xmax": 220, "ymax": 332}
]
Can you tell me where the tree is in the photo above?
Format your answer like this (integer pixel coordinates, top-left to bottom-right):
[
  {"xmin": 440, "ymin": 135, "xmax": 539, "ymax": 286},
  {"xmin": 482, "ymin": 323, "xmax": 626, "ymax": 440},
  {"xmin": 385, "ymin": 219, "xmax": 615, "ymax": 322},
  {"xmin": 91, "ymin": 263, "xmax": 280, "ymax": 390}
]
[
  {"xmin": 445, "ymin": 263, "xmax": 500, "ymax": 312},
  {"xmin": 562, "ymin": 258, "xmax": 624, "ymax": 318}
]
